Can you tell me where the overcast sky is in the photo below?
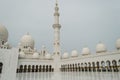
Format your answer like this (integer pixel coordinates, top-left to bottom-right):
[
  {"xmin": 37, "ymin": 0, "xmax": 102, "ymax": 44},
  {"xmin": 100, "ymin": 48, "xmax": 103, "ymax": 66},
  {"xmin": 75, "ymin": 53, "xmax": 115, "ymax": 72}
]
[{"xmin": 0, "ymin": 0, "xmax": 120, "ymax": 54}]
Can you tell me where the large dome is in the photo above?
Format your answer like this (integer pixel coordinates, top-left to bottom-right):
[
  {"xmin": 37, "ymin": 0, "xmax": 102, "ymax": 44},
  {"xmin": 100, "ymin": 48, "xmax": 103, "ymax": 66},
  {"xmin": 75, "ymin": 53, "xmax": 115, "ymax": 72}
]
[
  {"xmin": 62, "ymin": 52, "xmax": 69, "ymax": 59},
  {"xmin": 82, "ymin": 47, "xmax": 90, "ymax": 55},
  {"xmin": 96, "ymin": 42, "xmax": 107, "ymax": 53},
  {"xmin": 116, "ymin": 38, "xmax": 120, "ymax": 50},
  {"xmin": 71, "ymin": 50, "xmax": 79, "ymax": 57},
  {"xmin": 0, "ymin": 24, "xmax": 8, "ymax": 44},
  {"xmin": 20, "ymin": 33, "xmax": 35, "ymax": 49}
]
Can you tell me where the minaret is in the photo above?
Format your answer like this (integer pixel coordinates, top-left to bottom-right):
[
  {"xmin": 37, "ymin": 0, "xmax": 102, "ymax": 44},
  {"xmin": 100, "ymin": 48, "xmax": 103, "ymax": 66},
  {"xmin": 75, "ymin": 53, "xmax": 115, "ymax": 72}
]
[{"xmin": 53, "ymin": 0, "xmax": 61, "ymax": 55}]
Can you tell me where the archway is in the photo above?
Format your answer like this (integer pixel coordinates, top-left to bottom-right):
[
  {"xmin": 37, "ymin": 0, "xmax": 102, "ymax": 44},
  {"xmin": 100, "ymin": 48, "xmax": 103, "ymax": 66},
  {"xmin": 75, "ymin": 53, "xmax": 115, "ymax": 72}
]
[
  {"xmin": 49, "ymin": 65, "xmax": 52, "ymax": 72},
  {"xmin": 78, "ymin": 63, "xmax": 81, "ymax": 72},
  {"xmin": 75, "ymin": 63, "xmax": 77, "ymax": 72},
  {"xmin": 106, "ymin": 60, "xmax": 111, "ymax": 72},
  {"xmin": 28, "ymin": 65, "xmax": 31, "ymax": 72},
  {"xmin": 92, "ymin": 62, "xmax": 96, "ymax": 72},
  {"xmin": 32, "ymin": 65, "xmax": 35, "ymax": 72},
  {"xmin": 0, "ymin": 63, "xmax": 3, "ymax": 74},
  {"xmin": 112, "ymin": 60, "xmax": 118, "ymax": 72},
  {"xmin": 81, "ymin": 63, "xmax": 84, "ymax": 72},
  {"xmin": 65, "ymin": 64, "xmax": 67, "ymax": 72},
  {"xmin": 88, "ymin": 62, "xmax": 91, "ymax": 72},
  {"xmin": 68, "ymin": 64, "xmax": 70, "ymax": 72},
  {"xmin": 35, "ymin": 65, "xmax": 38, "ymax": 72},
  {"xmin": 72, "ymin": 64, "xmax": 74, "ymax": 72},
  {"xmin": 43, "ymin": 65, "xmax": 45, "ymax": 72},
  {"xmin": 101, "ymin": 61, "xmax": 106, "ymax": 72},
  {"xmin": 20, "ymin": 65, "xmax": 23, "ymax": 73},
  {"xmin": 39, "ymin": 65, "xmax": 41, "ymax": 72},
  {"xmin": 46, "ymin": 65, "xmax": 48, "ymax": 72},
  {"xmin": 24, "ymin": 65, "xmax": 27, "ymax": 72},
  {"xmin": 96, "ymin": 62, "xmax": 100, "ymax": 72},
  {"xmin": 84, "ymin": 63, "xmax": 87, "ymax": 72}
]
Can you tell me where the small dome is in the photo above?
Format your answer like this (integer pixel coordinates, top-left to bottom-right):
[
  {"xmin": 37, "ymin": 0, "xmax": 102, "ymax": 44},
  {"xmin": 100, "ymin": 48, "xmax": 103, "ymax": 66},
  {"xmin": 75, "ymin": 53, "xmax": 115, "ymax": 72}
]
[
  {"xmin": 82, "ymin": 47, "xmax": 90, "ymax": 55},
  {"xmin": 20, "ymin": 32, "xmax": 35, "ymax": 49},
  {"xmin": 62, "ymin": 52, "xmax": 69, "ymax": 59},
  {"xmin": 33, "ymin": 52, "xmax": 39, "ymax": 58},
  {"xmin": 19, "ymin": 51, "xmax": 25, "ymax": 58},
  {"xmin": 116, "ymin": 38, "xmax": 120, "ymax": 50},
  {"xmin": 0, "ymin": 24, "xmax": 8, "ymax": 44},
  {"xmin": 45, "ymin": 53, "xmax": 51, "ymax": 60},
  {"xmin": 96, "ymin": 42, "xmax": 107, "ymax": 53},
  {"xmin": 71, "ymin": 50, "xmax": 78, "ymax": 57}
]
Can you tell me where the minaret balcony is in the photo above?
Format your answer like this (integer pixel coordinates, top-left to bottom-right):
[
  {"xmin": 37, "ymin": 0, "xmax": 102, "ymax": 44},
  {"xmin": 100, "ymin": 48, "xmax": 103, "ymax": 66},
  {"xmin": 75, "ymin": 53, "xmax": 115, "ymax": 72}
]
[{"xmin": 53, "ymin": 24, "xmax": 61, "ymax": 29}]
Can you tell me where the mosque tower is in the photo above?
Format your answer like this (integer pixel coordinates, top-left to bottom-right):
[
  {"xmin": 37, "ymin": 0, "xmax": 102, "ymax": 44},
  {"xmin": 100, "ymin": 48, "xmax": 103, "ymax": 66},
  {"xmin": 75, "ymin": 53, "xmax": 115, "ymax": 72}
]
[{"xmin": 53, "ymin": 0, "xmax": 61, "ymax": 55}]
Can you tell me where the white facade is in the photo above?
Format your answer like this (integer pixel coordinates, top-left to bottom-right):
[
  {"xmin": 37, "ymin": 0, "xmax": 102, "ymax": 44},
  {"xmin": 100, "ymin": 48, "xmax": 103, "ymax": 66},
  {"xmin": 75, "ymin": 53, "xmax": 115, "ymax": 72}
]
[{"xmin": 0, "ymin": 1, "xmax": 120, "ymax": 80}]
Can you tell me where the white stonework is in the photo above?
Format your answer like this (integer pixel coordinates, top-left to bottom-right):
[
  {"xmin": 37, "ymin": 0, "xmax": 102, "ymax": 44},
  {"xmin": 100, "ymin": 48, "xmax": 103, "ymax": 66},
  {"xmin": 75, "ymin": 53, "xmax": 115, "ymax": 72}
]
[{"xmin": 0, "ymin": 1, "xmax": 120, "ymax": 80}]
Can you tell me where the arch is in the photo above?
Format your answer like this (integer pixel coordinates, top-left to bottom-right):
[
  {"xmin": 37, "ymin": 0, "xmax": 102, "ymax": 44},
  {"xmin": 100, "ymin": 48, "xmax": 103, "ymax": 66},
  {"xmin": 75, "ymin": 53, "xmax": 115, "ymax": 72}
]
[
  {"xmin": 84, "ymin": 63, "xmax": 87, "ymax": 72},
  {"xmin": 75, "ymin": 63, "xmax": 77, "ymax": 72},
  {"xmin": 81, "ymin": 63, "xmax": 84, "ymax": 72},
  {"xmin": 112, "ymin": 60, "xmax": 118, "ymax": 72},
  {"xmin": 32, "ymin": 65, "xmax": 35, "ymax": 72},
  {"xmin": 49, "ymin": 65, "xmax": 52, "ymax": 72},
  {"xmin": 112, "ymin": 60, "xmax": 117, "ymax": 66},
  {"xmin": 24, "ymin": 65, "xmax": 27, "ymax": 72},
  {"xmin": 39, "ymin": 65, "xmax": 42, "ymax": 72},
  {"xmin": 43, "ymin": 65, "xmax": 45, "ymax": 72},
  {"xmin": 101, "ymin": 61, "xmax": 106, "ymax": 72},
  {"xmin": 88, "ymin": 62, "xmax": 91, "ymax": 72},
  {"xmin": 96, "ymin": 61, "xmax": 100, "ymax": 72},
  {"xmin": 101, "ymin": 61, "xmax": 105, "ymax": 67},
  {"xmin": 46, "ymin": 65, "xmax": 48, "ymax": 72},
  {"xmin": 106, "ymin": 60, "xmax": 111, "ymax": 66},
  {"xmin": 0, "ymin": 63, "xmax": 3, "ymax": 73},
  {"xmin": 106, "ymin": 60, "xmax": 111, "ymax": 72},
  {"xmin": 68, "ymin": 64, "xmax": 70, "ymax": 72},
  {"xmin": 65, "ymin": 64, "xmax": 67, "ymax": 72},
  {"xmin": 92, "ymin": 62, "xmax": 96, "ymax": 72},
  {"xmin": 78, "ymin": 63, "xmax": 81, "ymax": 72},
  {"xmin": 28, "ymin": 65, "xmax": 31, "ymax": 72},
  {"xmin": 20, "ymin": 65, "xmax": 23, "ymax": 73},
  {"xmin": 35, "ymin": 65, "xmax": 38, "ymax": 72}
]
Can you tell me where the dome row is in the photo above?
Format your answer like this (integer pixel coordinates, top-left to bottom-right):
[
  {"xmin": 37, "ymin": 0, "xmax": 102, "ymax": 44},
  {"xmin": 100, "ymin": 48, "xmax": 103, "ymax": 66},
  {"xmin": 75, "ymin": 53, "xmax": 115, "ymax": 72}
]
[
  {"xmin": 1, "ymin": 24, "xmax": 120, "ymax": 51},
  {"xmin": 62, "ymin": 49, "xmax": 90, "ymax": 59},
  {"xmin": 62, "ymin": 41, "xmax": 120, "ymax": 59}
]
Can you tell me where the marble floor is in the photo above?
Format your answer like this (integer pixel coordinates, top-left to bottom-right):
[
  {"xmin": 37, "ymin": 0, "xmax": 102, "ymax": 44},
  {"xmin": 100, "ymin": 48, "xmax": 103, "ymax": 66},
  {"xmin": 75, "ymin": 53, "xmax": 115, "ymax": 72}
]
[{"xmin": 16, "ymin": 72, "xmax": 120, "ymax": 80}]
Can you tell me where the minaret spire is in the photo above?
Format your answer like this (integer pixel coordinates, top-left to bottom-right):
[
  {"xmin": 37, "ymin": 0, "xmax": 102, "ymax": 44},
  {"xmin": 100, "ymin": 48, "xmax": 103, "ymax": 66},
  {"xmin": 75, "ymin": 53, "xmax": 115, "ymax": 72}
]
[
  {"xmin": 53, "ymin": 0, "xmax": 61, "ymax": 55},
  {"xmin": 56, "ymin": 0, "xmax": 58, "ymax": 5}
]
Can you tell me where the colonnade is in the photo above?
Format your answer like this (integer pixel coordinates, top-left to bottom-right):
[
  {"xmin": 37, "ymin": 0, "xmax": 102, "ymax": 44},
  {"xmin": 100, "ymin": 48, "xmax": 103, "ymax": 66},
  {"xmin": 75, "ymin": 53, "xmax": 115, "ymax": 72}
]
[
  {"xmin": 61, "ymin": 60, "xmax": 120, "ymax": 72},
  {"xmin": 17, "ymin": 65, "xmax": 54, "ymax": 73}
]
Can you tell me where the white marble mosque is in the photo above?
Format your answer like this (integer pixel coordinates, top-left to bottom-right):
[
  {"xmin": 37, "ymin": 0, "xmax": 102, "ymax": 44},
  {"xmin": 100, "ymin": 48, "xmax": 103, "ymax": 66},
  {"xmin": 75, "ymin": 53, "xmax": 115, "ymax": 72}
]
[{"xmin": 0, "ymin": 1, "xmax": 120, "ymax": 80}]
